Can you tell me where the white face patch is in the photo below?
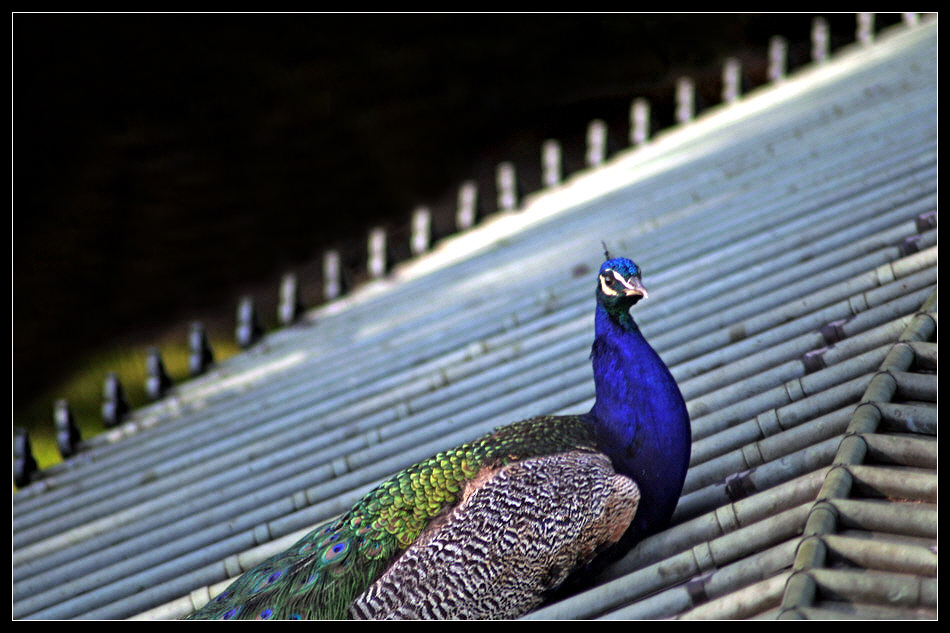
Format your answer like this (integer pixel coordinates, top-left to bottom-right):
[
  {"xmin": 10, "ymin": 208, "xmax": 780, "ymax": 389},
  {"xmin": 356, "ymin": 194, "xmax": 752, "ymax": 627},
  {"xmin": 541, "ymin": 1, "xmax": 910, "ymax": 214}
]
[{"xmin": 599, "ymin": 269, "xmax": 645, "ymax": 298}]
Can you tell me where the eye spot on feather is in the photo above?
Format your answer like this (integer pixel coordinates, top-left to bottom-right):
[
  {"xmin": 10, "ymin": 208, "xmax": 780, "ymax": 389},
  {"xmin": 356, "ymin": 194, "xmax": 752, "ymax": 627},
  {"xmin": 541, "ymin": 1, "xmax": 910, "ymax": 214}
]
[
  {"xmin": 256, "ymin": 608, "xmax": 274, "ymax": 619},
  {"xmin": 321, "ymin": 540, "xmax": 350, "ymax": 565}
]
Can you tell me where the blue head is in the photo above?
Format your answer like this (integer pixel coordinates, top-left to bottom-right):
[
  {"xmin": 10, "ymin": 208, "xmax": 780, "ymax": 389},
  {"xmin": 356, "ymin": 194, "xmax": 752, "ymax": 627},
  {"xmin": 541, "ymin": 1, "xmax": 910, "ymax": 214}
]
[{"xmin": 596, "ymin": 256, "xmax": 648, "ymax": 320}]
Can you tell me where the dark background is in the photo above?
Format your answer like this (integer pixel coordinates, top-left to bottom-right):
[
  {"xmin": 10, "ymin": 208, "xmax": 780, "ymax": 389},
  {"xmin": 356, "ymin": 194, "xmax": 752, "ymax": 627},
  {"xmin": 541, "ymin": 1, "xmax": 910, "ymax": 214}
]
[{"xmin": 14, "ymin": 13, "xmax": 898, "ymax": 425}]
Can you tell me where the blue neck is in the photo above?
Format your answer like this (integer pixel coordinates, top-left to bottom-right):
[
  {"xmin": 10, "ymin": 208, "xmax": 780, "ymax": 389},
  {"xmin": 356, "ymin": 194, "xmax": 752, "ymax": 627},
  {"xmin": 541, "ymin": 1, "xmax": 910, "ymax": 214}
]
[{"xmin": 588, "ymin": 303, "xmax": 691, "ymax": 541}]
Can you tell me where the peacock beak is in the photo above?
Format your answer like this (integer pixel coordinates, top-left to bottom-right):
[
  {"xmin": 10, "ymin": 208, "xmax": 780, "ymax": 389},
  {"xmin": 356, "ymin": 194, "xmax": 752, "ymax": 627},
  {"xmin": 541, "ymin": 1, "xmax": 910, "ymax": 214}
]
[{"xmin": 623, "ymin": 276, "xmax": 648, "ymax": 300}]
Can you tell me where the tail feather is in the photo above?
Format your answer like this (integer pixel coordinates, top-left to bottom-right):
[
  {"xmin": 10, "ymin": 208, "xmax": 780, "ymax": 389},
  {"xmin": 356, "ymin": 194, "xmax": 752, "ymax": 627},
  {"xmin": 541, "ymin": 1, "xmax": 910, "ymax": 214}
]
[{"xmin": 188, "ymin": 517, "xmax": 398, "ymax": 620}]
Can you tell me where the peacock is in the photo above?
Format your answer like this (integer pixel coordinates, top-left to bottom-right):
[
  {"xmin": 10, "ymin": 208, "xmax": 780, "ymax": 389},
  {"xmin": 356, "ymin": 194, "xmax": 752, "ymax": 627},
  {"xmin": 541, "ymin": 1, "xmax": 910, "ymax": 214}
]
[{"xmin": 187, "ymin": 252, "xmax": 691, "ymax": 620}]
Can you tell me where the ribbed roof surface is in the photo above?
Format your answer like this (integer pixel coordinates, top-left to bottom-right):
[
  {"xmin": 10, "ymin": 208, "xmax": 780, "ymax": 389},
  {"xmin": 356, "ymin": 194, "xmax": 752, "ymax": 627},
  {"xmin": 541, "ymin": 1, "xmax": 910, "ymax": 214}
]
[{"xmin": 13, "ymin": 18, "xmax": 936, "ymax": 620}]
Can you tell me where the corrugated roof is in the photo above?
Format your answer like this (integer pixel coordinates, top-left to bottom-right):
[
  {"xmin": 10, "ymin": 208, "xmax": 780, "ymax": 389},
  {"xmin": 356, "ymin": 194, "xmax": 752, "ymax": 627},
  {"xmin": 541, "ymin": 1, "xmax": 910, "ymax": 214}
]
[{"xmin": 13, "ymin": 16, "xmax": 936, "ymax": 620}]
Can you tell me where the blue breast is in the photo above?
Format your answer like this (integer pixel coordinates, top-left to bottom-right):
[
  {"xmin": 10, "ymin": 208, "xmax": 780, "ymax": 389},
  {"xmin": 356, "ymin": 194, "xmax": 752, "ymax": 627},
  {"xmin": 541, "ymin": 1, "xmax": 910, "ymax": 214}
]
[{"xmin": 589, "ymin": 302, "xmax": 691, "ymax": 544}]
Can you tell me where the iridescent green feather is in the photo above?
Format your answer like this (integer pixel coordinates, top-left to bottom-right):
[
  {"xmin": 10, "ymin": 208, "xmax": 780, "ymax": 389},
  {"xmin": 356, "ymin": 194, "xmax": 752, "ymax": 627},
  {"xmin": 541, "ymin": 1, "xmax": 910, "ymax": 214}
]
[{"xmin": 187, "ymin": 415, "xmax": 597, "ymax": 620}]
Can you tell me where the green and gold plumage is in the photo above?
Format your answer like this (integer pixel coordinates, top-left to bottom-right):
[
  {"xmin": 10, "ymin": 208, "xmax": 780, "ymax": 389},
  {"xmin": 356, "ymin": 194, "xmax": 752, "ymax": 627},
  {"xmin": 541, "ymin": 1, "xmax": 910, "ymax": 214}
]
[{"xmin": 188, "ymin": 415, "xmax": 598, "ymax": 620}]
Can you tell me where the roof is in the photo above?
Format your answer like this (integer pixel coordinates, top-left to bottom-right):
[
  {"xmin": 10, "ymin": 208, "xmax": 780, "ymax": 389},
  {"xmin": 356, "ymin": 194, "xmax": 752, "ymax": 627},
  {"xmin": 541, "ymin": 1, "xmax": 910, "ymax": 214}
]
[{"xmin": 12, "ymin": 16, "xmax": 937, "ymax": 620}]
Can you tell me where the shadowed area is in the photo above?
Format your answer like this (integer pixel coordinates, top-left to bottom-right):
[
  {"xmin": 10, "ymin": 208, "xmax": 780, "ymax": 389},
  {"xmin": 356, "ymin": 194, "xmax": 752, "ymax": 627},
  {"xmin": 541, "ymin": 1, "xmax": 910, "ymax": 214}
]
[{"xmin": 14, "ymin": 14, "xmax": 884, "ymax": 424}]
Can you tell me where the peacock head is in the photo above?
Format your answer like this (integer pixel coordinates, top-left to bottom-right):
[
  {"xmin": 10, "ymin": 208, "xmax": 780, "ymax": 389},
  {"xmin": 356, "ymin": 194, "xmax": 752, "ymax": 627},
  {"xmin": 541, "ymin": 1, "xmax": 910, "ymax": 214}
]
[{"xmin": 597, "ymin": 256, "xmax": 648, "ymax": 314}]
